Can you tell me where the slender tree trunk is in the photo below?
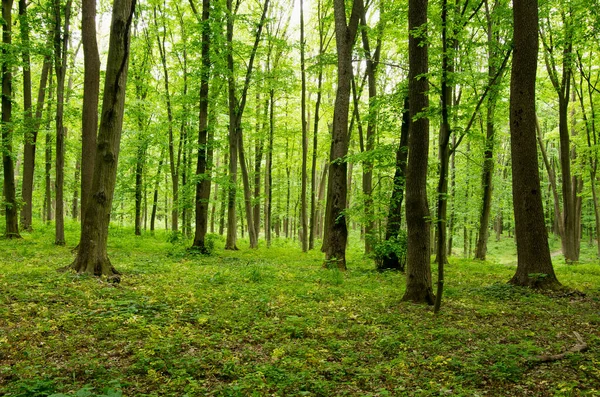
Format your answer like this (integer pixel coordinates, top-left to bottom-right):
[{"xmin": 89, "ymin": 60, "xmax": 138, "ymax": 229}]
[
  {"xmin": 150, "ymin": 151, "xmax": 164, "ymax": 233},
  {"xmin": 381, "ymin": 97, "xmax": 409, "ymax": 270},
  {"xmin": 265, "ymin": 90, "xmax": 274, "ymax": 246},
  {"xmin": 18, "ymin": 0, "xmax": 44, "ymax": 232},
  {"xmin": 1, "ymin": 0, "xmax": 20, "ymax": 238},
  {"xmin": 81, "ymin": 0, "xmax": 100, "ymax": 226},
  {"xmin": 509, "ymin": 0, "xmax": 560, "ymax": 288},
  {"xmin": 53, "ymin": 0, "xmax": 72, "ymax": 246},
  {"xmin": 44, "ymin": 77, "xmax": 54, "ymax": 223},
  {"xmin": 300, "ymin": 0, "xmax": 308, "ymax": 252},
  {"xmin": 475, "ymin": 1, "xmax": 500, "ymax": 260},
  {"xmin": 224, "ymin": 0, "xmax": 269, "ymax": 249},
  {"xmin": 72, "ymin": 158, "xmax": 80, "ymax": 219},
  {"xmin": 238, "ymin": 129, "xmax": 258, "ymax": 247},
  {"xmin": 402, "ymin": 0, "xmax": 434, "ymax": 304}
]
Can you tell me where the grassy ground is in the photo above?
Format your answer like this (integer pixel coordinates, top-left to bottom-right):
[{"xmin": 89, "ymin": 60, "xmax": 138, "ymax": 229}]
[{"xmin": 1, "ymin": 221, "xmax": 599, "ymax": 396}]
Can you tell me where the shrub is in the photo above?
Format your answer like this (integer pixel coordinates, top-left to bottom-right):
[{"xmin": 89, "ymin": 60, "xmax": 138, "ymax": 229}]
[{"xmin": 373, "ymin": 231, "xmax": 407, "ymax": 272}]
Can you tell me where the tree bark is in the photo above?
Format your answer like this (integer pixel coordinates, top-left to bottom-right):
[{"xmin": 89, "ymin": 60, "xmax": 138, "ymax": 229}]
[
  {"xmin": 475, "ymin": 0, "xmax": 500, "ymax": 260},
  {"xmin": 53, "ymin": 0, "xmax": 72, "ymax": 246},
  {"xmin": 509, "ymin": 0, "xmax": 560, "ymax": 289},
  {"xmin": 323, "ymin": 0, "xmax": 362, "ymax": 270},
  {"xmin": 300, "ymin": 0, "xmax": 308, "ymax": 252},
  {"xmin": 71, "ymin": 0, "xmax": 136, "ymax": 280},
  {"xmin": 191, "ymin": 0, "xmax": 212, "ymax": 251},
  {"xmin": 1, "ymin": 0, "xmax": 20, "ymax": 238},
  {"xmin": 81, "ymin": 0, "xmax": 100, "ymax": 227},
  {"xmin": 402, "ymin": 0, "xmax": 434, "ymax": 304}
]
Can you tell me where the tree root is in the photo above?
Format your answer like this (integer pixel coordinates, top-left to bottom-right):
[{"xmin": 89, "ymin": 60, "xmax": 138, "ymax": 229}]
[{"xmin": 532, "ymin": 332, "xmax": 588, "ymax": 363}]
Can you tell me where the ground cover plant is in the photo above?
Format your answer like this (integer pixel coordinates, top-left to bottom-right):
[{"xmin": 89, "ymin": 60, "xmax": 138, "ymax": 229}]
[{"xmin": 1, "ymin": 222, "xmax": 599, "ymax": 396}]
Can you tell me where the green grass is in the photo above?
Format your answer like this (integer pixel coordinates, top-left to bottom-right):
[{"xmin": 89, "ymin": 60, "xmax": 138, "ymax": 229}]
[{"xmin": 1, "ymin": 221, "xmax": 599, "ymax": 396}]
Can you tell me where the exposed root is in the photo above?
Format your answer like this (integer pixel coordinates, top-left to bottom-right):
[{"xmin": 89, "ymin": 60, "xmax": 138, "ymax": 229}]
[{"xmin": 532, "ymin": 332, "xmax": 588, "ymax": 363}]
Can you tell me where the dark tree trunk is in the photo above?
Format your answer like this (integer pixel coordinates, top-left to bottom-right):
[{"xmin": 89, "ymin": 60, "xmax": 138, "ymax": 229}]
[
  {"xmin": 265, "ymin": 90, "xmax": 274, "ymax": 246},
  {"xmin": 150, "ymin": 151, "xmax": 164, "ymax": 233},
  {"xmin": 224, "ymin": 0, "xmax": 269, "ymax": 250},
  {"xmin": 71, "ymin": 0, "xmax": 136, "ymax": 279},
  {"xmin": 190, "ymin": 0, "xmax": 212, "ymax": 251},
  {"xmin": 81, "ymin": 0, "xmax": 100, "ymax": 226},
  {"xmin": 72, "ymin": 158, "xmax": 80, "ymax": 219},
  {"xmin": 323, "ymin": 0, "xmax": 362, "ymax": 270},
  {"xmin": 238, "ymin": 129, "xmax": 258, "ymax": 247},
  {"xmin": 475, "ymin": 0, "xmax": 500, "ymax": 260},
  {"xmin": 509, "ymin": 0, "xmax": 560, "ymax": 289},
  {"xmin": 53, "ymin": 0, "xmax": 72, "ymax": 246},
  {"xmin": 1, "ymin": 0, "xmax": 20, "ymax": 238},
  {"xmin": 19, "ymin": 0, "xmax": 46, "ymax": 232},
  {"xmin": 382, "ymin": 96, "xmax": 409, "ymax": 270},
  {"xmin": 300, "ymin": 0, "xmax": 308, "ymax": 252},
  {"xmin": 402, "ymin": 0, "xmax": 434, "ymax": 304},
  {"xmin": 154, "ymin": 6, "xmax": 179, "ymax": 233}
]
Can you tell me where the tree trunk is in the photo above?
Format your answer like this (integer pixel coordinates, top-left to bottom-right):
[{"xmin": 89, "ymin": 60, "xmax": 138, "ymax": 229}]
[
  {"xmin": 71, "ymin": 0, "xmax": 136, "ymax": 280},
  {"xmin": 53, "ymin": 0, "xmax": 72, "ymax": 245},
  {"xmin": 190, "ymin": 0, "xmax": 212, "ymax": 251},
  {"xmin": 81, "ymin": 0, "xmax": 100, "ymax": 226},
  {"xmin": 238, "ymin": 129, "xmax": 258, "ymax": 248},
  {"xmin": 402, "ymin": 0, "xmax": 434, "ymax": 304},
  {"xmin": 300, "ymin": 0, "xmax": 308, "ymax": 252},
  {"xmin": 475, "ymin": 1, "xmax": 500, "ymax": 260},
  {"xmin": 382, "ymin": 96, "xmax": 409, "ymax": 270},
  {"xmin": 265, "ymin": 90, "xmax": 274, "ymax": 246},
  {"xmin": 324, "ymin": 0, "xmax": 363, "ymax": 270},
  {"xmin": 72, "ymin": 158, "xmax": 80, "ymax": 219},
  {"xmin": 150, "ymin": 151, "xmax": 164, "ymax": 234},
  {"xmin": 509, "ymin": 0, "xmax": 560, "ymax": 289},
  {"xmin": 1, "ymin": 0, "xmax": 20, "ymax": 238},
  {"xmin": 224, "ymin": 0, "xmax": 269, "ymax": 250}
]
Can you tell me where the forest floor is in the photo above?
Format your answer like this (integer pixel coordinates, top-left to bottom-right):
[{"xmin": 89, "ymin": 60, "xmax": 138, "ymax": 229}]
[{"xmin": 1, "ymin": 222, "xmax": 599, "ymax": 397}]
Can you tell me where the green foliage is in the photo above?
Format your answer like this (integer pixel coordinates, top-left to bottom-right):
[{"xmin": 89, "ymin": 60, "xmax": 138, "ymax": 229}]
[{"xmin": 372, "ymin": 231, "xmax": 408, "ymax": 271}]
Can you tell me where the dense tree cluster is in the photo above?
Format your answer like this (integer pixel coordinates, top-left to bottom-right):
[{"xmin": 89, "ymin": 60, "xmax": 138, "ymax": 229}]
[{"xmin": 3, "ymin": 0, "xmax": 597, "ymax": 303}]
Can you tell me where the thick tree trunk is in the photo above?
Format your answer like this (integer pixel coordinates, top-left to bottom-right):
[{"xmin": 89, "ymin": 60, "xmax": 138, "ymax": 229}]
[
  {"xmin": 402, "ymin": 0, "xmax": 434, "ymax": 304},
  {"xmin": 71, "ymin": 0, "xmax": 136, "ymax": 280},
  {"xmin": 81, "ymin": 0, "xmax": 100, "ymax": 226},
  {"xmin": 509, "ymin": 0, "xmax": 560, "ymax": 288},
  {"xmin": 324, "ymin": 0, "xmax": 362, "ymax": 270},
  {"xmin": 1, "ymin": 0, "xmax": 20, "ymax": 238}
]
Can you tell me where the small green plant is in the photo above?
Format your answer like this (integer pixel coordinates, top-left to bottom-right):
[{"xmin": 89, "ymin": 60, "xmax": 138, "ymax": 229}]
[{"xmin": 372, "ymin": 231, "xmax": 407, "ymax": 271}]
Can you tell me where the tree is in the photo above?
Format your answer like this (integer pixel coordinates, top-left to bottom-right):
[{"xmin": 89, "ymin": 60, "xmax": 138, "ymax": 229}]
[
  {"xmin": 540, "ymin": 5, "xmax": 580, "ymax": 262},
  {"xmin": 80, "ymin": 0, "xmax": 101, "ymax": 227},
  {"xmin": 299, "ymin": 0, "xmax": 308, "ymax": 252},
  {"xmin": 224, "ymin": 0, "xmax": 269, "ymax": 250},
  {"xmin": 402, "ymin": 0, "xmax": 434, "ymax": 304},
  {"xmin": 70, "ymin": 0, "xmax": 136, "ymax": 280},
  {"xmin": 190, "ymin": 0, "xmax": 212, "ymax": 251},
  {"xmin": 1, "ymin": 0, "xmax": 20, "ymax": 238},
  {"xmin": 322, "ymin": 0, "xmax": 362, "ymax": 270},
  {"xmin": 508, "ymin": 0, "xmax": 560, "ymax": 289},
  {"xmin": 53, "ymin": 0, "xmax": 72, "ymax": 245}
]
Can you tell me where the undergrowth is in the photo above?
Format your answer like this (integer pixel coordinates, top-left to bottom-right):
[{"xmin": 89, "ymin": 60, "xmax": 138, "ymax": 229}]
[{"xmin": 1, "ymin": 221, "xmax": 599, "ymax": 396}]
